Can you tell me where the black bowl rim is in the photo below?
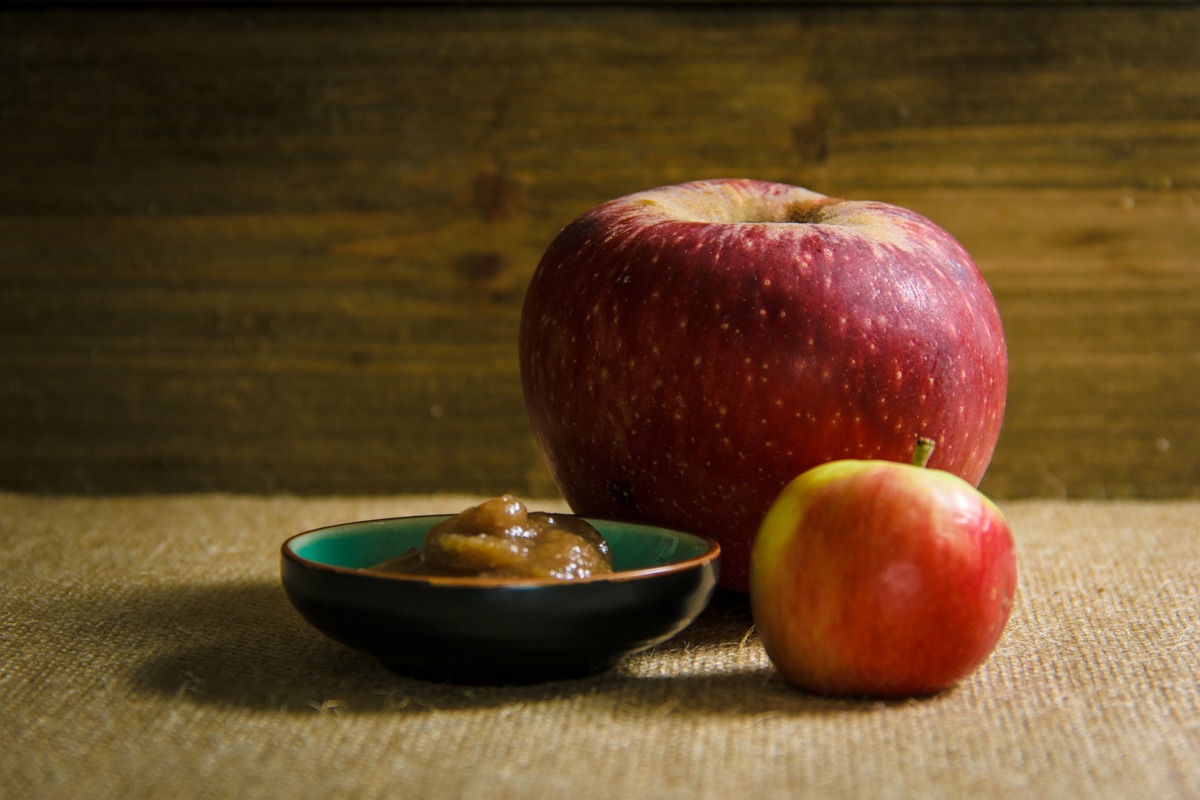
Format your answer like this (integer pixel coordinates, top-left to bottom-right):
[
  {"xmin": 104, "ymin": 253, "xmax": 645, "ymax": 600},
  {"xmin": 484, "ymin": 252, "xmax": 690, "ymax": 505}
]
[{"xmin": 281, "ymin": 513, "xmax": 721, "ymax": 589}]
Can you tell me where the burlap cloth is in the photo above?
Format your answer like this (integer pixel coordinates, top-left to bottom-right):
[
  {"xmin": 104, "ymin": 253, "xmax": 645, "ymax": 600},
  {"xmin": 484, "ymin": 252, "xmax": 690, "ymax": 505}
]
[{"xmin": 2, "ymin": 493, "xmax": 1197, "ymax": 799}]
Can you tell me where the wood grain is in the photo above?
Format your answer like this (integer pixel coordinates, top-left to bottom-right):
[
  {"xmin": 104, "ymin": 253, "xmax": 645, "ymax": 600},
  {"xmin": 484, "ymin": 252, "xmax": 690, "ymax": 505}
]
[{"xmin": 1, "ymin": 5, "xmax": 1197, "ymax": 499}]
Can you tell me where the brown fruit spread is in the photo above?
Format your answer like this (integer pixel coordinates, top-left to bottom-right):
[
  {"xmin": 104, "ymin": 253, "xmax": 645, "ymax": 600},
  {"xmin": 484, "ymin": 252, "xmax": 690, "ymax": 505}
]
[{"xmin": 369, "ymin": 495, "xmax": 613, "ymax": 580}]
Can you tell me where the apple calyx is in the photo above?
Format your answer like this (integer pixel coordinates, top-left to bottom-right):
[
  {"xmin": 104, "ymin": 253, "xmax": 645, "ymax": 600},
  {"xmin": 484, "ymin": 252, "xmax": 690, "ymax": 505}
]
[
  {"xmin": 912, "ymin": 437, "xmax": 937, "ymax": 469},
  {"xmin": 785, "ymin": 202, "xmax": 827, "ymax": 225}
]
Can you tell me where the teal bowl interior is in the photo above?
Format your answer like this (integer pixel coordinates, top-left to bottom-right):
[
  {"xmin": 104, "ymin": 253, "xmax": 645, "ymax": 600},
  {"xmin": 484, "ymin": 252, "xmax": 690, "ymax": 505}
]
[
  {"xmin": 288, "ymin": 515, "xmax": 714, "ymax": 577},
  {"xmin": 281, "ymin": 515, "xmax": 721, "ymax": 684}
]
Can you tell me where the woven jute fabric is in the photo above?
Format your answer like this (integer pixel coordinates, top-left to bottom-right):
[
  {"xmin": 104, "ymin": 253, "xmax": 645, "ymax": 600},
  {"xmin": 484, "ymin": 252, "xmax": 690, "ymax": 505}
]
[{"xmin": 2, "ymin": 493, "xmax": 1197, "ymax": 799}]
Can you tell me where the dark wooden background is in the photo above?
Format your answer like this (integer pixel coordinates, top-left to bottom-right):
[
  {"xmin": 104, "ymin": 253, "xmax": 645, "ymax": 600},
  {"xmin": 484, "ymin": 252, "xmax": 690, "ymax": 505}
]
[{"xmin": 2, "ymin": 3, "xmax": 1197, "ymax": 500}]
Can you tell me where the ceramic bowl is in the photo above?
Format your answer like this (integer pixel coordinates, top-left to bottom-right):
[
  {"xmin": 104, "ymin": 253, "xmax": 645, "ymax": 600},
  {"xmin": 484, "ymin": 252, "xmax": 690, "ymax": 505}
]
[{"xmin": 281, "ymin": 514, "xmax": 720, "ymax": 684}]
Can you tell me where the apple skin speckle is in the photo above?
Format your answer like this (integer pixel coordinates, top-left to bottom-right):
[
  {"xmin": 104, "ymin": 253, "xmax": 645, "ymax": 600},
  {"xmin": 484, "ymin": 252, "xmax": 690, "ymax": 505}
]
[{"xmin": 519, "ymin": 179, "xmax": 1008, "ymax": 591}]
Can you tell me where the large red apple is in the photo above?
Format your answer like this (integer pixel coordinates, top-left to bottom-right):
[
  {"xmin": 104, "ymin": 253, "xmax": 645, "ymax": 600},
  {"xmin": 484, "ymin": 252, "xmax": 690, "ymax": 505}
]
[
  {"xmin": 519, "ymin": 179, "xmax": 1007, "ymax": 590},
  {"xmin": 749, "ymin": 440, "xmax": 1017, "ymax": 697}
]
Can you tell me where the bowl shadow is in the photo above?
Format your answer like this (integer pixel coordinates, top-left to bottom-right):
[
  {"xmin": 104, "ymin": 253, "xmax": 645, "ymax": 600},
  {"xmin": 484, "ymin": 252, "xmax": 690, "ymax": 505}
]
[{"xmin": 71, "ymin": 579, "xmax": 926, "ymax": 716}]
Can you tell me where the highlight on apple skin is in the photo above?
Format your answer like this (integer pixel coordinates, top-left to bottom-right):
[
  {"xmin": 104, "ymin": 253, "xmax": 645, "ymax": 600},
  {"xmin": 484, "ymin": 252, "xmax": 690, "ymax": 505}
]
[
  {"xmin": 748, "ymin": 448, "xmax": 1018, "ymax": 698},
  {"xmin": 519, "ymin": 179, "xmax": 1008, "ymax": 591}
]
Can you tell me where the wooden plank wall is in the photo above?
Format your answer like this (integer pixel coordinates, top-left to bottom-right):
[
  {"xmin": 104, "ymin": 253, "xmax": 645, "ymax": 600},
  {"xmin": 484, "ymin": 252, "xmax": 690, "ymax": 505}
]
[{"xmin": 1, "ymin": 3, "xmax": 1197, "ymax": 500}]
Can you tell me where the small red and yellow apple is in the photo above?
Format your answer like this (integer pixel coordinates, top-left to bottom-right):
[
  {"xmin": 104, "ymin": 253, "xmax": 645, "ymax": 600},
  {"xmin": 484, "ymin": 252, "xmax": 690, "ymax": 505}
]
[{"xmin": 749, "ymin": 438, "xmax": 1017, "ymax": 697}]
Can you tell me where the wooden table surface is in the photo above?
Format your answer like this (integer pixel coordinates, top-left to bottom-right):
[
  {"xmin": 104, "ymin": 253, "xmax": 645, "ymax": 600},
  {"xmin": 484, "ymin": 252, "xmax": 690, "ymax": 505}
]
[{"xmin": 1, "ymin": 3, "xmax": 1197, "ymax": 501}]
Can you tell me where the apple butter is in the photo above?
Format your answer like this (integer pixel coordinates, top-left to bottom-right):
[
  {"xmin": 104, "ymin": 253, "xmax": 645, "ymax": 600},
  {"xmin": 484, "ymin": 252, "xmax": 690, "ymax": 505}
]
[{"xmin": 369, "ymin": 495, "xmax": 613, "ymax": 580}]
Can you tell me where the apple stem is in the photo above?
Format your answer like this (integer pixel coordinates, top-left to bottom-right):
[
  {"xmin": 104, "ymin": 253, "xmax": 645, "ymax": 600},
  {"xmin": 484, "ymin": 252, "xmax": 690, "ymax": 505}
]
[{"xmin": 912, "ymin": 437, "xmax": 936, "ymax": 468}]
